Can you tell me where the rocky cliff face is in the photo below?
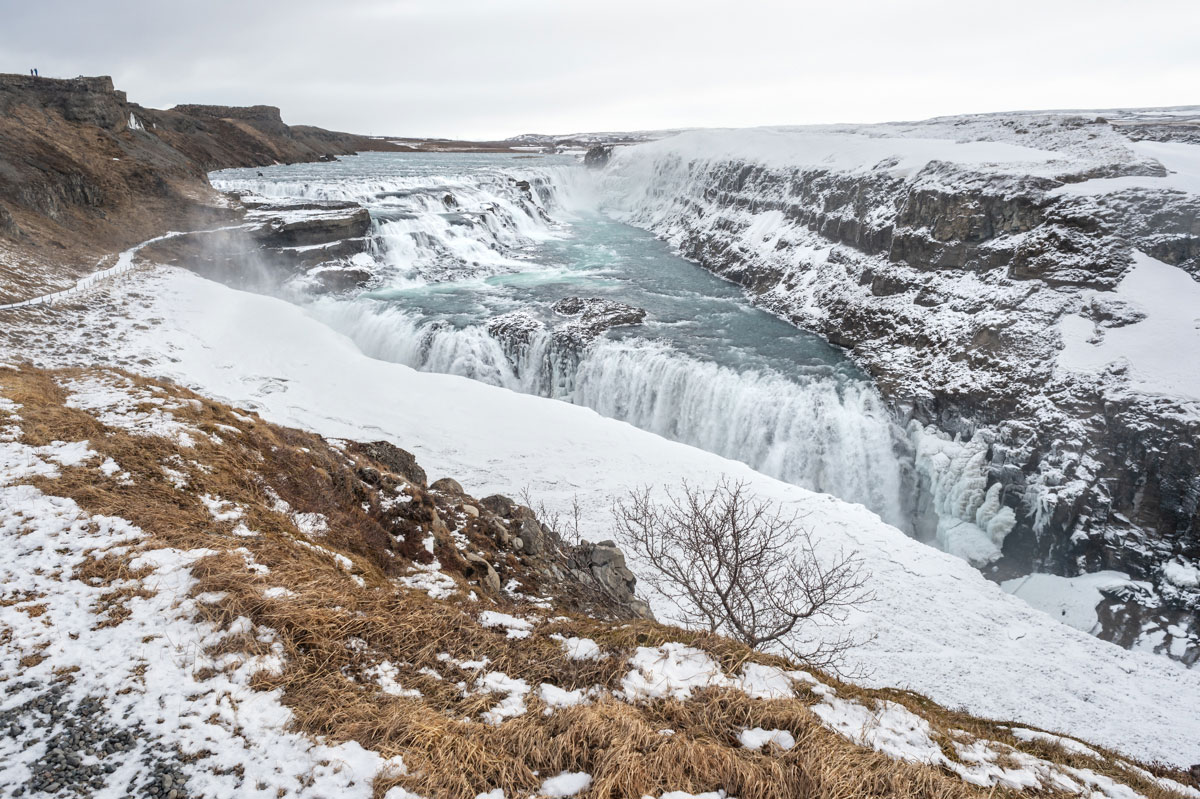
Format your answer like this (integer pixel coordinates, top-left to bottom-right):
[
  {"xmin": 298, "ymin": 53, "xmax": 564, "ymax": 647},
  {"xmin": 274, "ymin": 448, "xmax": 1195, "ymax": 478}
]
[
  {"xmin": 0, "ymin": 73, "xmax": 208, "ymax": 294},
  {"xmin": 336, "ymin": 440, "xmax": 652, "ymax": 620},
  {"xmin": 0, "ymin": 73, "xmax": 395, "ymax": 302},
  {"xmin": 602, "ymin": 112, "xmax": 1200, "ymax": 662},
  {"xmin": 145, "ymin": 102, "xmax": 388, "ymax": 171}
]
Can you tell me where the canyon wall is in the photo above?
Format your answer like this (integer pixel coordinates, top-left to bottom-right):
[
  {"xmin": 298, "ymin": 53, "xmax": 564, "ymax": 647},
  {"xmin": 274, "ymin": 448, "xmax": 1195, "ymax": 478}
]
[{"xmin": 602, "ymin": 115, "xmax": 1200, "ymax": 661}]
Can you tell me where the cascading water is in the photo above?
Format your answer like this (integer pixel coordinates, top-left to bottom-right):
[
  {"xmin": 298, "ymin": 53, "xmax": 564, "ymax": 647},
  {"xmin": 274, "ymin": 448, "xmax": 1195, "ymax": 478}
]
[
  {"xmin": 571, "ymin": 341, "xmax": 904, "ymax": 521},
  {"xmin": 305, "ymin": 299, "xmax": 907, "ymax": 526},
  {"xmin": 214, "ymin": 155, "xmax": 566, "ymax": 285},
  {"xmin": 212, "ymin": 153, "xmax": 912, "ymax": 530}
]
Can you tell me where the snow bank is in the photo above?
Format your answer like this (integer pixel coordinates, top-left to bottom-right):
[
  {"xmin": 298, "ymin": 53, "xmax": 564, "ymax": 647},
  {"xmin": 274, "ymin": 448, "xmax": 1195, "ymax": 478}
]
[
  {"xmin": 1001, "ymin": 571, "xmax": 1140, "ymax": 635},
  {"xmin": 557, "ymin": 636, "xmax": 603, "ymax": 661},
  {"xmin": 738, "ymin": 727, "xmax": 796, "ymax": 752},
  {"xmin": 63, "ymin": 372, "xmax": 207, "ymax": 448},
  {"xmin": 621, "ymin": 643, "xmax": 733, "ymax": 701},
  {"xmin": 479, "ymin": 610, "xmax": 535, "ymax": 639},
  {"xmin": 1163, "ymin": 561, "xmax": 1200, "ymax": 590},
  {"xmin": 813, "ymin": 695, "xmax": 944, "ymax": 765},
  {"xmin": 1058, "ymin": 251, "xmax": 1200, "ymax": 404},
  {"xmin": 538, "ymin": 771, "xmax": 592, "ymax": 797},
  {"xmin": 1052, "ymin": 140, "xmax": 1200, "ymax": 197},
  {"xmin": 39, "ymin": 267, "xmax": 1200, "ymax": 766}
]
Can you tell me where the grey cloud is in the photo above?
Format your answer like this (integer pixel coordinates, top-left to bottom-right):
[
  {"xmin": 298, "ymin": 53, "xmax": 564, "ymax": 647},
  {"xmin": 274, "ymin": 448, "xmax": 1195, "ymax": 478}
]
[{"xmin": 1, "ymin": 0, "xmax": 1197, "ymax": 138}]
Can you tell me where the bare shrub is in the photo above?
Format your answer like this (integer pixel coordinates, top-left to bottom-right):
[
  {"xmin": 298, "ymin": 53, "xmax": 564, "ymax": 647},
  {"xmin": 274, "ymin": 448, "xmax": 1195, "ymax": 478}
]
[
  {"xmin": 613, "ymin": 477, "xmax": 872, "ymax": 671},
  {"xmin": 519, "ymin": 486, "xmax": 584, "ymax": 546}
]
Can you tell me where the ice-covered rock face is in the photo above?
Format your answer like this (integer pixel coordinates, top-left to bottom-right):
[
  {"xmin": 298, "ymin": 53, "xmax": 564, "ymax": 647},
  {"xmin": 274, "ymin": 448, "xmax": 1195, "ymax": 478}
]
[
  {"xmin": 598, "ymin": 111, "xmax": 1200, "ymax": 663},
  {"xmin": 485, "ymin": 298, "xmax": 647, "ymax": 363},
  {"xmin": 550, "ymin": 296, "xmax": 647, "ymax": 345}
]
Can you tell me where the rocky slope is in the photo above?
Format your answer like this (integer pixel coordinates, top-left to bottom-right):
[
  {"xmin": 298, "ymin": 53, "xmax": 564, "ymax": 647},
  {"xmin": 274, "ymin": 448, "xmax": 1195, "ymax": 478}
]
[
  {"xmin": 3, "ymin": 361, "xmax": 1197, "ymax": 797},
  {"xmin": 0, "ymin": 73, "xmax": 398, "ymax": 302},
  {"xmin": 600, "ymin": 111, "xmax": 1200, "ymax": 663}
]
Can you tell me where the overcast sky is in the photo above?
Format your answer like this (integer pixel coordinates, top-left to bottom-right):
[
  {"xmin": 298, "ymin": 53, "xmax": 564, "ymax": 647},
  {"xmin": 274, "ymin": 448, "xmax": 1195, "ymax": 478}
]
[{"xmin": 3, "ymin": 0, "xmax": 1198, "ymax": 139}]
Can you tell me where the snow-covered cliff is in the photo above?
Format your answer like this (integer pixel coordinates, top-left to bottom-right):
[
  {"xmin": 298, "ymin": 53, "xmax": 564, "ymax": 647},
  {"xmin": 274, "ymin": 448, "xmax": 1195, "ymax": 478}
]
[{"xmin": 597, "ymin": 110, "xmax": 1200, "ymax": 662}]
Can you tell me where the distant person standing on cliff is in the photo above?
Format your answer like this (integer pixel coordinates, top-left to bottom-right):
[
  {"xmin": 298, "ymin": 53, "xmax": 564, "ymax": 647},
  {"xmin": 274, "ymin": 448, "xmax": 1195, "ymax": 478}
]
[{"xmin": 34, "ymin": 68, "xmax": 39, "ymax": 77}]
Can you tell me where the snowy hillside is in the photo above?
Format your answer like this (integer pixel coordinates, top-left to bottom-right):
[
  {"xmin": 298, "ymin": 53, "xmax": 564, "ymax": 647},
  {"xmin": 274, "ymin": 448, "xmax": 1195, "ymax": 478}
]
[
  {"xmin": 8, "ymin": 266, "xmax": 1200, "ymax": 769},
  {"xmin": 5, "ymin": 359, "xmax": 1196, "ymax": 799}
]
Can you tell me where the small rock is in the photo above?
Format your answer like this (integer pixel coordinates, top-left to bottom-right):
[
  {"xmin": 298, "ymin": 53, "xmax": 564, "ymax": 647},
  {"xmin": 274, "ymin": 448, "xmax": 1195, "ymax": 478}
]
[
  {"xmin": 430, "ymin": 477, "xmax": 464, "ymax": 495},
  {"xmin": 352, "ymin": 440, "xmax": 427, "ymax": 487},
  {"xmin": 480, "ymin": 494, "xmax": 516, "ymax": 518},
  {"xmin": 517, "ymin": 518, "xmax": 544, "ymax": 555},
  {"xmin": 584, "ymin": 144, "xmax": 613, "ymax": 168},
  {"xmin": 512, "ymin": 505, "xmax": 537, "ymax": 521},
  {"xmin": 463, "ymin": 552, "xmax": 502, "ymax": 594}
]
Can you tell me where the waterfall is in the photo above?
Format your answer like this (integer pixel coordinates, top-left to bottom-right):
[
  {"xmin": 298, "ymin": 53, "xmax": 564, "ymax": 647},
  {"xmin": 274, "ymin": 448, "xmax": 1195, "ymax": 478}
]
[
  {"xmin": 216, "ymin": 154, "xmax": 916, "ymax": 533},
  {"xmin": 571, "ymin": 339, "xmax": 906, "ymax": 525},
  {"xmin": 213, "ymin": 165, "xmax": 570, "ymax": 284},
  {"xmin": 207, "ymin": 152, "xmax": 1110, "ymax": 570},
  {"xmin": 308, "ymin": 300, "xmax": 908, "ymax": 529}
]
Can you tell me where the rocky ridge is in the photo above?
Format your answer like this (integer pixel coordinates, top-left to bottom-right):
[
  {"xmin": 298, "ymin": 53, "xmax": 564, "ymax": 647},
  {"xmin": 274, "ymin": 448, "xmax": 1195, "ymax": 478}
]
[{"xmin": 0, "ymin": 73, "xmax": 398, "ymax": 303}]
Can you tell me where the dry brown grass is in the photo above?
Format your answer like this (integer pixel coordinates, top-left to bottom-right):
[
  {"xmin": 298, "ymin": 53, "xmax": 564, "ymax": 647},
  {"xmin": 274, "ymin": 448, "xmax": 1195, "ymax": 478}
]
[{"xmin": 1, "ymin": 362, "xmax": 1193, "ymax": 799}]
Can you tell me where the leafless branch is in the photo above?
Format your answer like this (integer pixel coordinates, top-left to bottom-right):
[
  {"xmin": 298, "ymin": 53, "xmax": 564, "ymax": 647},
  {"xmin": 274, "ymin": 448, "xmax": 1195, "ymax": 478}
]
[
  {"xmin": 613, "ymin": 477, "xmax": 873, "ymax": 672},
  {"xmin": 519, "ymin": 486, "xmax": 583, "ymax": 546}
]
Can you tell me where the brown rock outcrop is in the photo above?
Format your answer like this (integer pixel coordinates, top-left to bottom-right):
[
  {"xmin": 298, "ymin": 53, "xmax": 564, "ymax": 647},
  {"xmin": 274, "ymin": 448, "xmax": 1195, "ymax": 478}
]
[{"xmin": 0, "ymin": 73, "xmax": 399, "ymax": 303}]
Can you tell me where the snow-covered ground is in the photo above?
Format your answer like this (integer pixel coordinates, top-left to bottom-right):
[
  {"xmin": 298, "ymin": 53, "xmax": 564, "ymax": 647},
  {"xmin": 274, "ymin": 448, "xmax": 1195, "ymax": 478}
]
[
  {"xmin": 605, "ymin": 112, "xmax": 1169, "ymax": 185},
  {"xmin": 12, "ymin": 266, "xmax": 1199, "ymax": 767},
  {"xmin": 1001, "ymin": 571, "xmax": 1149, "ymax": 636},
  {"xmin": 617, "ymin": 126, "xmax": 1067, "ymax": 179},
  {"xmin": 1051, "ymin": 139, "xmax": 1200, "ymax": 198},
  {"xmin": 1058, "ymin": 251, "xmax": 1200, "ymax": 403},
  {"xmin": 0, "ymin": 440, "xmax": 407, "ymax": 799}
]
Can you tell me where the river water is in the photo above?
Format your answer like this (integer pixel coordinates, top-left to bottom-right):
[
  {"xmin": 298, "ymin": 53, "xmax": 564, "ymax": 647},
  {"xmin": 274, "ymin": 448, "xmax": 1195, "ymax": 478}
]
[{"xmin": 212, "ymin": 152, "xmax": 910, "ymax": 529}]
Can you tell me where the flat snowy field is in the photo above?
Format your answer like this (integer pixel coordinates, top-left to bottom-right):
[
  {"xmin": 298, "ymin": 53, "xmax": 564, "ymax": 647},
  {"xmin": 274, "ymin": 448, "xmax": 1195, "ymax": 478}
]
[
  {"xmin": 619, "ymin": 126, "xmax": 1065, "ymax": 178},
  {"xmin": 23, "ymin": 267, "xmax": 1197, "ymax": 767}
]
